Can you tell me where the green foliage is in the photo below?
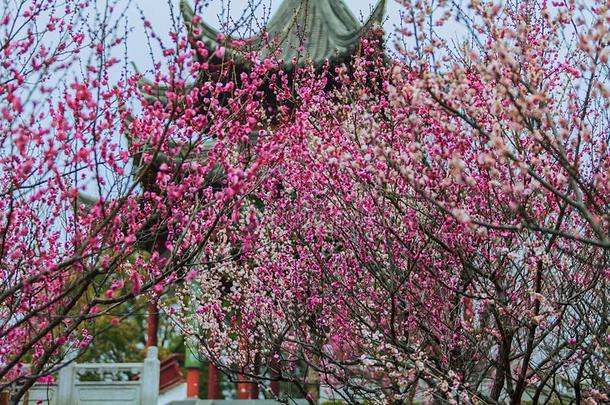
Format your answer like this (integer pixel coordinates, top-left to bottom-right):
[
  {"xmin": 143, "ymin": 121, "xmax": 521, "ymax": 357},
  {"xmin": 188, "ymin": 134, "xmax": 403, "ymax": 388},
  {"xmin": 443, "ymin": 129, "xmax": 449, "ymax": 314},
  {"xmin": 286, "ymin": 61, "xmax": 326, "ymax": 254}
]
[
  {"xmin": 80, "ymin": 304, "xmax": 146, "ymax": 363},
  {"xmin": 80, "ymin": 295, "xmax": 183, "ymax": 363}
]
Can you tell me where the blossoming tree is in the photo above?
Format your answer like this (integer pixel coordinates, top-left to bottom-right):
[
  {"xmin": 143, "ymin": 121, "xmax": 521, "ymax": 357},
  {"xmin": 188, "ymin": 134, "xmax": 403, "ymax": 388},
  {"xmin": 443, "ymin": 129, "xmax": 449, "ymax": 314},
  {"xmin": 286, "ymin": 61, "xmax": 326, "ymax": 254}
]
[
  {"xmin": 0, "ymin": 0, "xmax": 272, "ymax": 401},
  {"xmin": 1, "ymin": 0, "xmax": 608, "ymax": 404},
  {"xmin": 173, "ymin": 0, "xmax": 610, "ymax": 403}
]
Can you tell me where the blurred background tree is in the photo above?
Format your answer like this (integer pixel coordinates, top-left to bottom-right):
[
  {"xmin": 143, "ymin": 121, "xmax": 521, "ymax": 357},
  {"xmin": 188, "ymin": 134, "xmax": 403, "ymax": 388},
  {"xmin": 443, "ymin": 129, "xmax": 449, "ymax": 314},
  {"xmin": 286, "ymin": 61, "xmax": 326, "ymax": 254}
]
[{"xmin": 80, "ymin": 295, "xmax": 184, "ymax": 363}]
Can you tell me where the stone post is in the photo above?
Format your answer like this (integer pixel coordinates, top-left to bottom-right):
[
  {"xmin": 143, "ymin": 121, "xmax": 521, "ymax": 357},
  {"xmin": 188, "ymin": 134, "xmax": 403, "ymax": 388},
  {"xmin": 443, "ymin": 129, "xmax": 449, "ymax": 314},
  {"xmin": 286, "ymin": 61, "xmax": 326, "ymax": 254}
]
[
  {"xmin": 57, "ymin": 352, "xmax": 76, "ymax": 405},
  {"xmin": 141, "ymin": 346, "xmax": 160, "ymax": 405}
]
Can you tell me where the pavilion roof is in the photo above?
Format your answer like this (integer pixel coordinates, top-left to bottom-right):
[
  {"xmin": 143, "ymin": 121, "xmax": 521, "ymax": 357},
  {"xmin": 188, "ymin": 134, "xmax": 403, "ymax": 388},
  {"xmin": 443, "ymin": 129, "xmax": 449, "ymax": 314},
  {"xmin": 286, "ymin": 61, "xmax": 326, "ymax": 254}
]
[
  {"xmin": 130, "ymin": 0, "xmax": 386, "ymax": 192},
  {"xmin": 180, "ymin": 0, "xmax": 385, "ymax": 68}
]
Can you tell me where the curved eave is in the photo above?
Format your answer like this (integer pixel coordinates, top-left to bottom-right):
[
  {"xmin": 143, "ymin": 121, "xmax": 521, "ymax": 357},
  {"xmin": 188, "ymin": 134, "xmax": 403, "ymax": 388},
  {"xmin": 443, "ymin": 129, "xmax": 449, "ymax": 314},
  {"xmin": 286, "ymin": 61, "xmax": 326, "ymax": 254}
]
[{"xmin": 179, "ymin": 0, "xmax": 385, "ymax": 69}]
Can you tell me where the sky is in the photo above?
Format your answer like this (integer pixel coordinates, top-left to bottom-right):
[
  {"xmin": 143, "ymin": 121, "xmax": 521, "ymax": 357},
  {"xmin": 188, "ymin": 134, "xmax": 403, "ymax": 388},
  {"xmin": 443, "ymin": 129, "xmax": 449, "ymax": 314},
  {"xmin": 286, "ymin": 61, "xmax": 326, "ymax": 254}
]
[{"xmin": 128, "ymin": 0, "xmax": 406, "ymax": 73}]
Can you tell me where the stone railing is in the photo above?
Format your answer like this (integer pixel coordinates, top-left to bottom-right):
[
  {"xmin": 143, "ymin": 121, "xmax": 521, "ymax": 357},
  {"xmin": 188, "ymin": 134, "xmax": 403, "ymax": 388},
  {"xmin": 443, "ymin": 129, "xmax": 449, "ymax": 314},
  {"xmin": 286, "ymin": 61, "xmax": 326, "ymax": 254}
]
[{"xmin": 25, "ymin": 346, "xmax": 159, "ymax": 405}]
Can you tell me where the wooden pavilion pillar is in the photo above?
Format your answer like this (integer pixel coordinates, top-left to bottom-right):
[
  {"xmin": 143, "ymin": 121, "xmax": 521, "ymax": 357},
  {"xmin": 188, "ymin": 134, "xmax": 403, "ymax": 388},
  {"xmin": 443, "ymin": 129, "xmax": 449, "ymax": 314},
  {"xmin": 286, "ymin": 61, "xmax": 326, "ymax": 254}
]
[
  {"xmin": 185, "ymin": 368, "xmax": 200, "ymax": 398},
  {"xmin": 236, "ymin": 374, "xmax": 258, "ymax": 399},
  {"xmin": 207, "ymin": 363, "xmax": 221, "ymax": 399},
  {"xmin": 270, "ymin": 379, "xmax": 280, "ymax": 398},
  {"xmin": 270, "ymin": 350, "xmax": 281, "ymax": 397},
  {"xmin": 0, "ymin": 388, "xmax": 10, "ymax": 405},
  {"xmin": 146, "ymin": 299, "xmax": 159, "ymax": 348},
  {"xmin": 237, "ymin": 355, "xmax": 258, "ymax": 399}
]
